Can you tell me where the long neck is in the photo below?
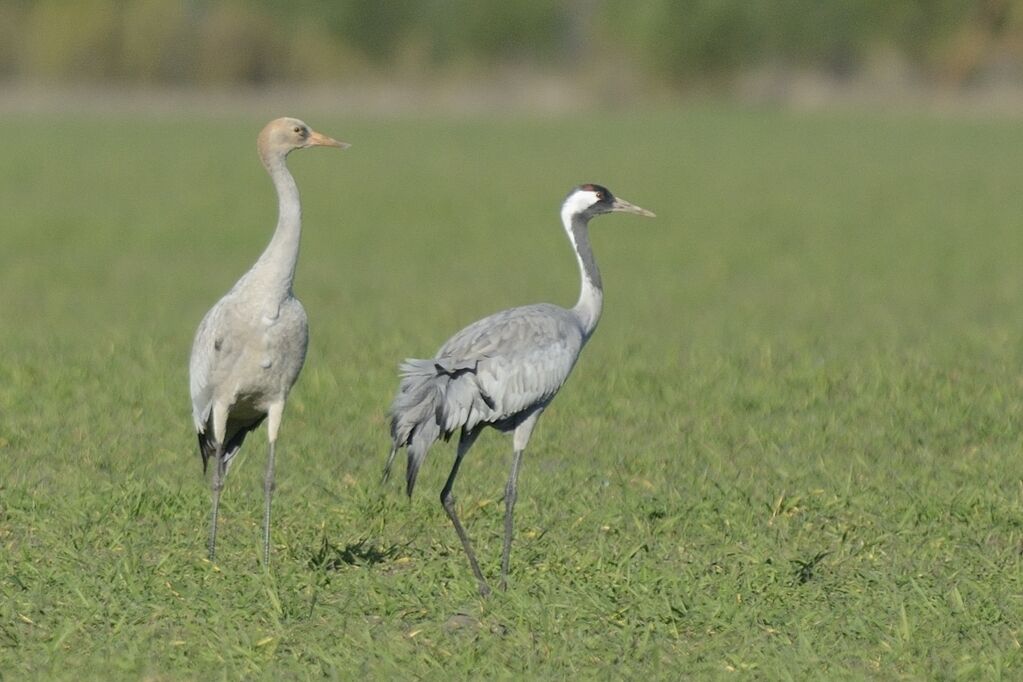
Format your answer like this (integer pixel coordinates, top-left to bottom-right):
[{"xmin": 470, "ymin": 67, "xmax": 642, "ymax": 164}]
[
  {"xmin": 249, "ymin": 152, "xmax": 301, "ymax": 297},
  {"xmin": 563, "ymin": 208, "xmax": 603, "ymax": 337}
]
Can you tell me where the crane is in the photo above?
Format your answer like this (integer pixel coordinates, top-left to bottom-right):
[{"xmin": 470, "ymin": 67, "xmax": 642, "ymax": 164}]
[
  {"xmin": 189, "ymin": 117, "xmax": 347, "ymax": 564},
  {"xmin": 384, "ymin": 184, "xmax": 655, "ymax": 596}
]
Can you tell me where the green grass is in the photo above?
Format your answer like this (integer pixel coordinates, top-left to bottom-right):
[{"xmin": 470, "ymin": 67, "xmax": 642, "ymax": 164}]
[{"xmin": 2, "ymin": 106, "xmax": 1023, "ymax": 678}]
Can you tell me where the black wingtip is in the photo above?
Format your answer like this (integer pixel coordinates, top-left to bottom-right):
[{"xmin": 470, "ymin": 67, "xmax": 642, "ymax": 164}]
[{"xmin": 197, "ymin": 433, "xmax": 214, "ymax": 475}]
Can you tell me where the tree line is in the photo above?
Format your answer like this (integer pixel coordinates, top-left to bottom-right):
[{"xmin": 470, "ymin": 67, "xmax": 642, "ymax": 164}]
[{"xmin": 0, "ymin": 0, "xmax": 1018, "ymax": 87}]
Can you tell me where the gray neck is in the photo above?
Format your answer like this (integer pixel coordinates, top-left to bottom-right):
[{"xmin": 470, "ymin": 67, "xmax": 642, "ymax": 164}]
[
  {"xmin": 250, "ymin": 153, "xmax": 301, "ymax": 296},
  {"xmin": 565, "ymin": 211, "xmax": 604, "ymax": 337}
]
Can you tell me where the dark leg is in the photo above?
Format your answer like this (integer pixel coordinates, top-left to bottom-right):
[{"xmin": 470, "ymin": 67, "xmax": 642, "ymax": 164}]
[
  {"xmin": 500, "ymin": 449, "xmax": 524, "ymax": 591},
  {"xmin": 262, "ymin": 440, "xmax": 276, "ymax": 566},
  {"xmin": 381, "ymin": 446, "xmax": 398, "ymax": 484},
  {"xmin": 500, "ymin": 411, "xmax": 540, "ymax": 590},
  {"xmin": 208, "ymin": 445, "xmax": 226, "ymax": 562},
  {"xmin": 262, "ymin": 403, "xmax": 285, "ymax": 567},
  {"xmin": 441, "ymin": 428, "xmax": 491, "ymax": 597}
]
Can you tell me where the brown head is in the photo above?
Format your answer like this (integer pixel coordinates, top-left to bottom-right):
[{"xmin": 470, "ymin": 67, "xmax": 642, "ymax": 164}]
[{"xmin": 257, "ymin": 117, "xmax": 349, "ymax": 167}]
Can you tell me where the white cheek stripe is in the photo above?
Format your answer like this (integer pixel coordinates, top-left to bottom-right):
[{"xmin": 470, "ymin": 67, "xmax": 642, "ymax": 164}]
[
  {"xmin": 560, "ymin": 191, "xmax": 600, "ymax": 246},
  {"xmin": 562, "ymin": 190, "xmax": 600, "ymax": 217}
]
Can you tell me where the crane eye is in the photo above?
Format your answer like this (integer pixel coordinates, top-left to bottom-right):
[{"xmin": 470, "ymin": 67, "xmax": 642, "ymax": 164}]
[{"xmin": 293, "ymin": 126, "xmax": 302, "ymax": 134}]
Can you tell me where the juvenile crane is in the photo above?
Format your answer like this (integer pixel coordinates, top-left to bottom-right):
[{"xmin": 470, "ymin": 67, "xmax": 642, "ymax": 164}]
[
  {"xmin": 385, "ymin": 184, "xmax": 655, "ymax": 596},
  {"xmin": 190, "ymin": 117, "xmax": 347, "ymax": 564}
]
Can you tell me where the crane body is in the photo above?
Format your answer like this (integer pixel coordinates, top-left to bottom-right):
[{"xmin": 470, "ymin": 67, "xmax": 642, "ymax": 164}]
[{"xmin": 189, "ymin": 117, "xmax": 347, "ymax": 564}]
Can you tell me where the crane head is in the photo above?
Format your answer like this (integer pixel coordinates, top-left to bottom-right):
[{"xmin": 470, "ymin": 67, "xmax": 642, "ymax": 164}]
[
  {"xmin": 563, "ymin": 184, "xmax": 656, "ymax": 220},
  {"xmin": 258, "ymin": 117, "xmax": 349, "ymax": 163}
]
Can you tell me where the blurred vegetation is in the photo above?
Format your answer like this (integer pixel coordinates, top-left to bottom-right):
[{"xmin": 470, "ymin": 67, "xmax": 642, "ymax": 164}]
[{"xmin": 1, "ymin": 0, "xmax": 1022, "ymax": 87}]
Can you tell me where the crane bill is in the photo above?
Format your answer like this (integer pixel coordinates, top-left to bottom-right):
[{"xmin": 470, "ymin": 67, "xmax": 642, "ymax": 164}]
[
  {"xmin": 611, "ymin": 197, "xmax": 655, "ymax": 217},
  {"xmin": 307, "ymin": 131, "xmax": 349, "ymax": 149}
]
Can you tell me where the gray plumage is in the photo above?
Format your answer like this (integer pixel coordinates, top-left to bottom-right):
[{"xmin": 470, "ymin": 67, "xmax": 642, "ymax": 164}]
[
  {"xmin": 189, "ymin": 117, "xmax": 347, "ymax": 565},
  {"xmin": 384, "ymin": 184, "xmax": 655, "ymax": 596},
  {"xmin": 389, "ymin": 304, "xmax": 581, "ymax": 494}
]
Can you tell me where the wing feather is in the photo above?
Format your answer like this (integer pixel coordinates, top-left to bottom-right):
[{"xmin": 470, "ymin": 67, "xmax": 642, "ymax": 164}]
[
  {"xmin": 189, "ymin": 301, "xmax": 230, "ymax": 434},
  {"xmin": 435, "ymin": 304, "xmax": 584, "ymax": 427},
  {"xmin": 190, "ymin": 304, "xmax": 219, "ymax": 431}
]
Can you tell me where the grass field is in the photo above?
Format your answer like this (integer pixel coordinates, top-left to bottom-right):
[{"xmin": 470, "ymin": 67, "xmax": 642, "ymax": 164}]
[{"xmin": 2, "ymin": 106, "xmax": 1023, "ymax": 678}]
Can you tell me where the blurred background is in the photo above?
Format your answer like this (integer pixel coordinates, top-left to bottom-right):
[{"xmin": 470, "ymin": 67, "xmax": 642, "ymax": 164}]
[{"xmin": 3, "ymin": 0, "xmax": 1023, "ymax": 113}]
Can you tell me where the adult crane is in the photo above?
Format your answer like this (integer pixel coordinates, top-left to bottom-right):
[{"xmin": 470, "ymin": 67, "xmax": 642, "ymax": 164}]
[
  {"xmin": 385, "ymin": 184, "xmax": 655, "ymax": 596},
  {"xmin": 189, "ymin": 117, "xmax": 347, "ymax": 564}
]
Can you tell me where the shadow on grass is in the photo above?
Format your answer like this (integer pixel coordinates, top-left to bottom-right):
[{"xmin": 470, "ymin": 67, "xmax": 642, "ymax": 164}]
[
  {"xmin": 792, "ymin": 550, "xmax": 829, "ymax": 585},
  {"xmin": 309, "ymin": 535, "xmax": 406, "ymax": 571}
]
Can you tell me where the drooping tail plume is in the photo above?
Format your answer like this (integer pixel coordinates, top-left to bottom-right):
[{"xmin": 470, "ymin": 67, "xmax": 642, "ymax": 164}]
[
  {"xmin": 385, "ymin": 359, "xmax": 447, "ymax": 496},
  {"xmin": 385, "ymin": 356, "xmax": 494, "ymax": 496}
]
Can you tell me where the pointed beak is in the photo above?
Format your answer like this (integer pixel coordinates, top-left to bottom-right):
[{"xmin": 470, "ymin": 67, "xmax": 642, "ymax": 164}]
[
  {"xmin": 306, "ymin": 130, "xmax": 350, "ymax": 149},
  {"xmin": 611, "ymin": 197, "xmax": 656, "ymax": 218}
]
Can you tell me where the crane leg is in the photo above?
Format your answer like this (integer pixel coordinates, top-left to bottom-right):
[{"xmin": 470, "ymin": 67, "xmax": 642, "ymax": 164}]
[
  {"xmin": 381, "ymin": 445, "xmax": 398, "ymax": 485},
  {"xmin": 262, "ymin": 403, "xmax": 284, "ymax": 567},
  {"xmin": 500, "ymin": 449, "xmax": 524, "ymax": 591},
  {"xmin": 501, "ymin": 411, "xmax": 539, "ymax": 591},
  {"xmin": 207, "ymin": 404, "xmax": 229, "ymax": 563},
  {"xmin": 441, "ymin": 428, "xmax": 491, "ymax": 597},
  {"xmin": 262, "ymin": 439, "xmax": 276, "ymax": 566},
  {"xmin": 208, "ymin": 445, "xmax": 226, "ymax": 562}
]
